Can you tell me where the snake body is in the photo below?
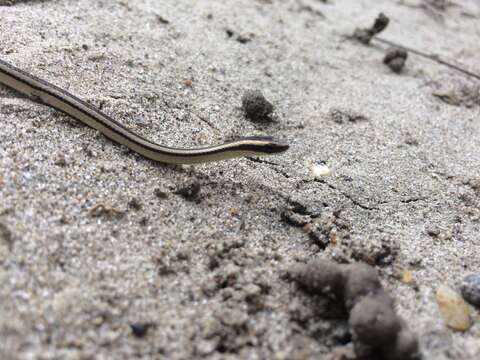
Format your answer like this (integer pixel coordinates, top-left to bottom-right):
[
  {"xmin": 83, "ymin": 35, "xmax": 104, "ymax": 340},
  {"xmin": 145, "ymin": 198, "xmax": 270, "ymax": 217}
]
[{"xmin": 0, "ymin": 58, "xmax": 288, "ymax": 164}]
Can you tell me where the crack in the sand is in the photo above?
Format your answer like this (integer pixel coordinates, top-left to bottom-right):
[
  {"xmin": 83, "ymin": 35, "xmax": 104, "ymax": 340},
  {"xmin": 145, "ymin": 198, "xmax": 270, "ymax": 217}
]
[{"xmin": 246, "ymin": 157, "xmax": 291, "ymax": 178}]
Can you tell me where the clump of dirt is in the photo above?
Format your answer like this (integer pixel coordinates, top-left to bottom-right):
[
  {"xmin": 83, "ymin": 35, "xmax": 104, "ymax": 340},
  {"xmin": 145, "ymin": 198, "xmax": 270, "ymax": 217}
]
[
  {"xmin": 289, "ymin": 259, "xmax": 419, "ymax": 360},
  {"xmin": 383, "ymin": 48, "xmax": 408, "ymax": 73},
  {"xmin": 241, "ymin": 89, "xmax": 274, "ymax": 122},
  {"xmin": 352, "ymin": 13, "xmax": 390, "ymax": 45}
]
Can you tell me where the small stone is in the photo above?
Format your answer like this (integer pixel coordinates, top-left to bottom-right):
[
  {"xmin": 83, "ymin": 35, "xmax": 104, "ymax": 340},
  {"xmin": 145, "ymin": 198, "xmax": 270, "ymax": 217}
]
[
  {"xmin": 54, "ymin": 154, "xmax": 67, "ymax": 167},
  {"xmin": 130, "ymin": 322, "xmax": 155, "ymax": 338},
  {"xmin": 312, "ymin": 162, "xmax": 332, "ymax": 178},
  {"xmin": 466, "ymin": 177, "xmax": 480, "ymax": 194},
  {"xmin": 307, "ymin": 223, "xmax": 331, "ymax": 249},
  {"xmin": 383, "ymin": 48, "xmax": 408, "ymax": 73},
  {"xmin": 352, "ymin": 28, "xmax": 372, "ymax": 45},
  {"xmin": 196, "ymin": 339, "xmax": 217, "ymax": 356},
  {"xmin": 128, "ymin": 197, "xmax": 142, "ymax": 211},
  {"xmin": 352, "ymin": 13, "xmax": 390, "ymax": 45},
  {"xmin": 241, "ymin": 89, "xmax": 274, "ymax": 121},
  {"xmin": 156, "ymin": 14, "xmax": 170, "ymax": 24},
  {"xmin": 214, "ymin": 263, "xmax": 240, "ymax": 288},
  {"xmin": 154, "ymin": 187, "xmax": 168, "ymax": 199},
  {"xmin": 460, "ymin": 273, "xmax": 480, "ymax": 308},
  {"xmin": 401, "ymin": 270, "xmax": 414, "ymax": 285},
  {"xmin": 236, "ymin": 33, "xmax": 253, "ymax": 44},
  {"xmin": 0, "ymin": 222, "xmax": 13, "ymax": 250},
  {"xmin": 371, "ymin": 13, "xmax": 390, "ymax": 34},
  {"xmin": 281, "ymin": 210, "xmax": 309, "ymax": 227},
  {"xmin": 436, "ymin": 285, "xmax": 471, "ymax": 331},
  {"xmin": 244, "ymin": 283, "xmax": 262, "ymax": 303},
  {"xmin": 329, "ymin": 108, "xmax": 367, "ymax": 124},
  {"xmin": 350, "ymin": 236, "xmax": 399, "ymax": 267},
  {"xmin": 174, "ymin": 180, "xmax": 201, "ymax": 200}
]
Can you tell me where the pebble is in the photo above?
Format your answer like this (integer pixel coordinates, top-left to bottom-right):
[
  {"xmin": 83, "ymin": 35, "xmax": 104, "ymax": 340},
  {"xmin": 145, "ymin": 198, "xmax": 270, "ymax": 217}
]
[
  {"xmin": 130, "ymin": 322, "xmax": 155, "ymax": 338},
  {"xmin": 241, "ymin": 89, "xmax": 273, "ymax": 121},
  {"xmin": 401, "ymin": 270, "xmax": 414, "ymax": 285},
  {"xmin": 383, "ymin": 48, "xmax": 408, "ymax": 73},
  {"xmin": 436, "ymin": 285, "xmax": 471, "ymax": 331},
  {"xmin": 174, "ymin": 179, "xmax": 201, "ymax": 200},
  {"xmin": 460, "ymin": 273, "xmax": 480, "ymax": 308},
  {"xmin": 312, "ymin": 162, "xmax": 332, "ymax": 178}
]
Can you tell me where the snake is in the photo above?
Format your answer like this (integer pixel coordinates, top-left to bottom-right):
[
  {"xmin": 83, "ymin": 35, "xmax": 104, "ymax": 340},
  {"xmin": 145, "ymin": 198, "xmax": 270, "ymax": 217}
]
[{"xmin": 0, "ymin": 58, "xmax": 289, "ymax": 164}]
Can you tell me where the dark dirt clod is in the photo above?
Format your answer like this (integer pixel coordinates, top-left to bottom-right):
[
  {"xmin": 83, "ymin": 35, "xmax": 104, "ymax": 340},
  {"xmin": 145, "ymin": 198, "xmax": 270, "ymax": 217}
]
[
  {"xmin": 383, "ymin": 48, "xmax": 408, "ymax": 73},
  {"xmin": 389, "ymin": 324, "xmax": 421, "ymax": 360},
  {"xmin": 350, "ymin": 236, "xmax": 399, "ymax": 266},
  {"xmin": 0, "ymin": 222, "xmax": 14, "ymax": 250},
  {"xmin": 350, "ymin": 295, "xmax": 401, "ymax": 346},
  {"xmin": 174, "ymin": 180, "xmax": 201, "ymax": 200},
  {"xmin": 154, "ymin": 187, "xmax": 168, "ymax": 199},
  {"xmin": 372, "ymin": 13, "xmax": 390, "ymax": 34},
  {"xmin": 307, "ymin": 222, "xmax": 332, "ymax": 249},
  {"xmin": 460, "ymin": 273, "xmax": 480, "ymax": 307},
  {"xmin": 464, "ymin": 177, "xmax": 480, "ymax": 194},
  {"xmin": 289, "ymin": 259, "xmax": 346, "ymax": 299},
  {"xmin": 289, "ymin": 260, "xmax": 418, "ymax": 360},
  {"xmin": 343, "ymin": 263, "xmax": 383, "ymax": 310},
  {"xmin": 128, "ymin": 197, "xmax": 142, "ymax": 210},
  {"xmin": 352, "ymin": 13, "xmax": 390, "ymax": 45},
  {"xmin": 54, "ymin": 154, "xmax": 67, "ymax": 167},
  {"xmin": 329, "ymin": 108, "xmax": 368, "ymax": 124},
  {"xmin": 386, "ymin": 57, "xmax": 407, "ymax": 73},
  {"xmin": 130, "ymin": 322, "xmax": 155, "ymax": 338},
  {"xmin": 281, "ymin": 209, "xmax": 310, "ymax": 227},
  {"xmin": 241, "ymin": 89, "xmax": 274, "ymax": 121},
  {"xmin": 156, "ymin": 15, "xmax": 170, "ymax": 24}
]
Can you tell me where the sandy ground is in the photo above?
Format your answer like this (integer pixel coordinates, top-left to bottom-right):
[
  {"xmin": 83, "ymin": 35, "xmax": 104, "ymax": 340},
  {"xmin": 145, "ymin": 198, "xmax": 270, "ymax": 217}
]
[{"xmin": 1, "ymin": 0, "xmax": 480, "ymax": 359}]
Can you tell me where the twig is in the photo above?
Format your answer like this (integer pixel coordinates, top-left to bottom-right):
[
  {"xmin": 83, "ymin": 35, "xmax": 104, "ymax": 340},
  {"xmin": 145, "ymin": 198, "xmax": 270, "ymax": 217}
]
[{"xmin": 374, "ymin": 36, "xmax": 480, "ymax": 81}]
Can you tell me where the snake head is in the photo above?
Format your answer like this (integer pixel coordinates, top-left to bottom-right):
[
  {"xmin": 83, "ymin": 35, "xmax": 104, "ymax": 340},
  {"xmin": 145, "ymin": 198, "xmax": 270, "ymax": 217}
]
[{"xmin": 239, "ymin": 136, "xmax": 289, "ymax": 154}]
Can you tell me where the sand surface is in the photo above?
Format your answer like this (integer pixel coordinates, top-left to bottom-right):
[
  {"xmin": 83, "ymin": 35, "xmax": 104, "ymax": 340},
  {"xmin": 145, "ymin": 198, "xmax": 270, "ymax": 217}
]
[{"xmin": 1, "ymin": 0, "xmax": 480, "ymax": 359}]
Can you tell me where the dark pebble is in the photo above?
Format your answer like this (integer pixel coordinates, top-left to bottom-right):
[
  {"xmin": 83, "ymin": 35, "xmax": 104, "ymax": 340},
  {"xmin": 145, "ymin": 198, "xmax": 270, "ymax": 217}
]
[
  {"xmin": 128, "ymin": 197, "xmax": 142, "ymax": 211},
  {"xmin": 130, "ymin": 322, "xmax": 155, "ymax": 338},
  {"xmin": 281, "ymin": 209, "xmax": 309, "ymax": 227},
  {"xmin": 307, "ymin": 224, "xmax": 331, "ymax": 250},
  {"xmin": 352, "ymin": 13, "xmax": 390, "ymax": 45},
  {"xmin": 329, "ymin": 108, "xmax": 368, "ymax": 124},
  {"xmin": 0, "ymin": 222, "xmax": 13, "ymax": 249},
  {"xmin": 383, "ymin": 48, "xmax": 408, "ymax": 73},
  {"xmin": 461, "ymin": 273, "xmax": 480, "ymax": 307},
  {"xmin": 154, "ymin": 187, "xmax": 168, "ymax": 199},
  {"xmin": 174, "ymin": 180, "xmax": 201, "ymax": 200},
  {"xmin": 54, "ymin": 155, "xmax": 67, "ymax": 167},
  {"xmin": 372, "ymin": 13, "xmax": 390, "ymax": 34},
  {"xmin": 241, "ymin": 89, "xmax": 274, "ymax": 121}
]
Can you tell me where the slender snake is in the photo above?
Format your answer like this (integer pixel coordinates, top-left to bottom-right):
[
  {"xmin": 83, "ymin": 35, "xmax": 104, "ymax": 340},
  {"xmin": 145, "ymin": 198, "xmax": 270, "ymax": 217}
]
[{"xmin": 0, "ymin": 58, "xmax": 288, "ymax": 164}]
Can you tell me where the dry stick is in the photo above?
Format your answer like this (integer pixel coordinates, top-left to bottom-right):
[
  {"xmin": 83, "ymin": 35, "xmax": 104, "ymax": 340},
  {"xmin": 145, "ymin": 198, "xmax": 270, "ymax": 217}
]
[{"xmin": 374, "ymin": 36, "xmax": 480, "ymax": 81}]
